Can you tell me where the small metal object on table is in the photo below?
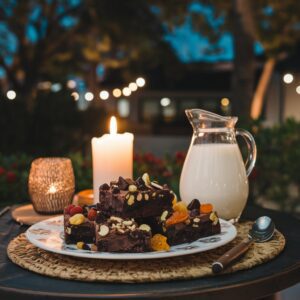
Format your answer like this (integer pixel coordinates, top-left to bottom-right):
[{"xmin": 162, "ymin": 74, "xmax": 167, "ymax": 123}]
[{"xmin": 0, "ymin": 206, "xmax": 299, "ymax": 300}]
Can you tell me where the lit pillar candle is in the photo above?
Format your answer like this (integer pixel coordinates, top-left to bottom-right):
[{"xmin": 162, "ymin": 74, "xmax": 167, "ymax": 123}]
[{"xmin": 91, "ymin": 116, "xmax": 134, "ymax": 203}]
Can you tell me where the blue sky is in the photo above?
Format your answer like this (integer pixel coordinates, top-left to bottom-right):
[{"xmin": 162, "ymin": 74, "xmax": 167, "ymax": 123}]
[{"xmin": 164, "ymin": 2, "xmax": 264, "ymax": 63}]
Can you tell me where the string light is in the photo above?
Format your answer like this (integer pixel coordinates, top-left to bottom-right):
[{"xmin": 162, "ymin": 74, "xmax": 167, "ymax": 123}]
[
  {"xmin": 136, "ymin": 77, "xmax": 146, "ymax": 87},
  {"xmin": 99, "ymin": 90, "xmax": 109, "ymax": 100},
  {"xmin": 122, "ymin": 87, "xmax": 131, "ymax": 97},
  {"xmin": 71, "ymin": 92, "xmax": 79, "ymax": 101},
  {"xmin": 160, "ymin": 97, "xmax": 171, "ymax": 107},
  {"xmin": 129, "ymin": 82, "xmax": 138, "ymax": 91},
  {"xmin": 113, "ymin": 88, "xmax": 122, "ymax": 98},
  {"xmin": 6, "ymin": 90, "xmax": 16, "ymax": 100},
  {"xmin": 67, "ymin": 80, "xmax": 77, "ymax": 89},
  {"xmin": 283, "ymin": 73, "xmax": 294, "ymax": 84},
  {"xmin": 84, "ymin": 92, "xmax": 94, "ymax": 101},
  {"xmin": 221, "ymin": 98, "xmax": 230, "ymax": 106},
  {"xmin": 51, "ymin": 83, "xmax": 62, "ymax": 92}
]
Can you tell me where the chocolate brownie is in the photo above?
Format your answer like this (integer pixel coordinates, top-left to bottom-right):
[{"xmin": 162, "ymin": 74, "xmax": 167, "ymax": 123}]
[
  {"xmin": 95, "ymin": 215, "xmax": 152, "ymax": 252},
  {"xmin": 98, "ymin": 173, "xmax": 175, "ymax": 219},
  {"xmin": 159, "ymin": 199, "xmax": 221, "ymax": 246},
  {"xmin": 64, "ymin": 205, "xmax": 96, "ymax": 244}
]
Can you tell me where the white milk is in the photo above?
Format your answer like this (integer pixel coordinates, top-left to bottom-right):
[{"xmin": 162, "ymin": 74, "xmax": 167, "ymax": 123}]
[{"xmin": 180, "ymin": 143, "xmax": 249, "ymax": 220}]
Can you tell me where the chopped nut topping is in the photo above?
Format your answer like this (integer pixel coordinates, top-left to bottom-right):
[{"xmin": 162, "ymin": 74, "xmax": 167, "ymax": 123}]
[
  {"xmin": 117, "ymin": 228, "xmax": 125, "ymax": 234},
  {"xmin": 66, "ymin": 227, "xmax": 71, "ymax": 234},
  {"xmin": 139, "ymin": 224, "xmax": 151, "ymax": 232},
  {"xmin": 194, "ymin": 217, "xmax": 200, "ymax": 223},
  {"xmin": 209, "ymin": 212, "xmax": 219, "ymax": 225},
  {"xmin": 192, "ymin": 224, "xmax": 199, "ymax": 228},
  {"xmin": 142, "ymin": 173, "xmax": 151, "ymax": 186},
  {"xmin": 150, "ymin": 182, "xmax": 164, "ymax": 190},
  {"xmin": 160, "ymin": 210, "xmax": 169, "ymax": 222},
  {"xmin": 136, "ymin": 193, "xmax": 143, "ymax": 201},
  {"xmin": 125, "ymin": 193, "xmax": 130, "ymax": 200},
  {"xmin": 123, "ymin": 220, "xmax": 133, "ymax": 226},
  {"xmin": 144, "ymin": 194, "xmax": 149, "ymax": 201},
  {"xmin": 110, "ymin": 216, "xmax": 122, "ymax": 223},
  {"xmin": 129, "ymin": 224, "xmax": 136, "ymax": 231},
  {"xmin": 127, "ymin": 195, "xmax": 135, "ymax": 205},
  {"xmin": 99, "ymin": 225, "xmax": 109, "ymax": 237},
  {"xmin": 128, "ymin": 184, "xmax": 137, "ymax": 192}
]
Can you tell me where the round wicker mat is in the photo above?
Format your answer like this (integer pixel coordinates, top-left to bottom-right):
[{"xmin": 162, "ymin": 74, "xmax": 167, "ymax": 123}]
[{"xmin": 7, "ymin": 222, "xmax": 285, "ymax": 283}]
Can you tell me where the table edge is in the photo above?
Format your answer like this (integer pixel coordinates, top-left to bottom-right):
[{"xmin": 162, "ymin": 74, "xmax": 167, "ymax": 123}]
[{"xmin": 0, "ymin": 262, "xmax": 299, "ymax": 299}]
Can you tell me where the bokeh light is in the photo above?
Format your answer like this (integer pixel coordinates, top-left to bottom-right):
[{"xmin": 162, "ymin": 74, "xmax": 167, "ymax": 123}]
[
  {"xmin": 99, "ymin": 90, "xmax": 109, "ymax": 100},
  {"xmin": 136, "ymin": 77, "xmax": 146, "ymax": 87},
  {"xmin": 296, "ymin": 86, "xmax": 300, "ymax": 95},
  {"xmin": 129, "ymin": 82, "xmax": 138, "ymax": 91},
  {"xmin": 283, "ymin": 73, "xmax": 294, "ymax": 84},
  {"xmin": 160, "ymin": 97, "xmax": 171, "ymax": 107},
  {"xmin": 71, "ymin": 92, "xmax": 79, "ymax": 101},
  {"xmin": 122, "ymin": 87, "xmax": 131, "ymax": 97},
  {"xmin": 221, "ymin": 97, "xmax": 230, "ymax": 106},
  {"xmin": 6, "ymin": 90, "xmax": 16, "ymax": 100},
  {"xmin": 113, "ymin": 88, "xmax": 122, "ymax": 98},
  {"xmin": 84, "ymin": 92, "xmax": 94, "ymax": 101},
  {"xmin": 67, "ymin": 80, "xmax": 77, "ymax": 89}
]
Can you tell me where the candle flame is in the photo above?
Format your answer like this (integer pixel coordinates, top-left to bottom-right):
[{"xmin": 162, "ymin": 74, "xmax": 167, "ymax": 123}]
[
  {"xmin": 48, "ymin": 184, "xmax": 57, "ymax": 194},
  {"xmin": 110, "ymin": 116, "xmax": 117, "ymax": 134}
]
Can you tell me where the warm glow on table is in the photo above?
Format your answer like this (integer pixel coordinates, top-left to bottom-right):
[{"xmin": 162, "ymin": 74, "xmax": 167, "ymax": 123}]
[{"xmin": 91, "ymin": 116, "xmax": 134, "ymax": 203}]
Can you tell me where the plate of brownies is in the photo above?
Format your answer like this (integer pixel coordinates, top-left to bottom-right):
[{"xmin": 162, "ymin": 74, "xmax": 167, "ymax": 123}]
[{"xmin": 26, "ymin": 173, "xmax": 237, "ymax": 260}]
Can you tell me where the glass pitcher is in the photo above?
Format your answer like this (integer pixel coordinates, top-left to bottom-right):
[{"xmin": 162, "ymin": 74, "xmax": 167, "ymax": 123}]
[{"xmin": 179, "ymin": 109, "xmax": 257, "ymax": 222}]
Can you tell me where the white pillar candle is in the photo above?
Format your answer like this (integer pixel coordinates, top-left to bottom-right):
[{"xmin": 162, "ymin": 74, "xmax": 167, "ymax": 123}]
[{"xmin": 91, "ymin": 116, "xmax": 134, "ymax": 203}]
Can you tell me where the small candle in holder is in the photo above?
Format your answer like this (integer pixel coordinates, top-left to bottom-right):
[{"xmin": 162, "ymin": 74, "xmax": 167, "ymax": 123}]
[
  {"xmin": 28, "ymin": 157, "xmax": 75, "ymax": 214},
  {"xmin": 91, "ymin": 116, "xmax": 134, "ymax": 203}
]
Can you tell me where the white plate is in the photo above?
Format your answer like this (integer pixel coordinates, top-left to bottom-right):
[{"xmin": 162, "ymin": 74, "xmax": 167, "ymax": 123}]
[{"xmin": 25, "ymin": 216, "xmax": 236, "ymax": 260}]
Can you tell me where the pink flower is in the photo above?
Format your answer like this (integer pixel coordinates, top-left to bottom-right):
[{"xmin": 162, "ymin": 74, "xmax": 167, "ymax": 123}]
[
  {"xmin": 6, "ymin": 171, "xmax": 17, "ymax": 183},
  {"xmin": 0, "ymin": 167, "xmax": 5, "ymax": 176},
  {"xmin": 163, "ymin": 170, "xmax": 172, "ymax": 178},
  {"xmin": 175, "ymin": 151, "xmax": 186, "ymax": 164}
]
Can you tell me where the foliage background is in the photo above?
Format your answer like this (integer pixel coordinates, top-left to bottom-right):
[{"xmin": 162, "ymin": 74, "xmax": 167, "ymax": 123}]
[{"xmin": 1, "ymin": 119, "xmax": 299, "ymax": 214}]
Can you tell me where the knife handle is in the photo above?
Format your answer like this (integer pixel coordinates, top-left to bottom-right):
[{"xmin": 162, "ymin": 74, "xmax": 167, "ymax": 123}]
[{"xmin": 212, "ymin": 238, "xmax": 253, "ymax": 274}]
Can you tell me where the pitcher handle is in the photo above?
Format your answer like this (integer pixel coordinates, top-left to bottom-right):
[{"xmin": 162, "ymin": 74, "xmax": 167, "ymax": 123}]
[{"xmin": 236, "ymin": 128, "xmax": 257, "ymax": 177}]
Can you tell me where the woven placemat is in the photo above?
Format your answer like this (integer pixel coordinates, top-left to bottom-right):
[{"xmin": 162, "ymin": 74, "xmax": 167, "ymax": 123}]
[{"xmin": 7, "ymin": 222, "xmax": 285, "ymax": 283}]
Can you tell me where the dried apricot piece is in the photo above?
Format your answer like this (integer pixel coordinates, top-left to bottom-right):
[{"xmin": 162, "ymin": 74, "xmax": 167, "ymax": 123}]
[
  {"xmin": 200, "ymin": 203, "xmax": 213, "ymax": 214},
  {"xmin": 151, "ymin": 234, "xmax": 170, "ymax": 251},
  {"xmin": 173, "ymin": 201, "xmax": 188, "ymax": 213},
  {"xmin": 166, "ymin": 211, "xmax": 189, "ymax": 227}
]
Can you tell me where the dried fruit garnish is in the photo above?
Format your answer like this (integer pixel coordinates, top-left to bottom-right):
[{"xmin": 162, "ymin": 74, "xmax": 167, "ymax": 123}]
[
  {"xmin": 70, "ymin": 205, "xmax": 83, "ymax": 216},
  {"xmin": 151, "ymin": 234, "xmax": 170, "ymax": 251},
  {"xmin": 166, "ymin": 211, "xmax": 189, "ymax": 227},
  {"xmin": 69, "ymin": 213, "xmax": 85, "ymax": 225},
  {"xmin": 200, "ymin": 203, "xmax": 213, "ymax": 214},
  {"xmin": 173, "ymin": 201, "xmax": 188, "ymax": 213},
  {"xmin": 87, "ymin": 208, "xmax": 97, "ymax": 221}
]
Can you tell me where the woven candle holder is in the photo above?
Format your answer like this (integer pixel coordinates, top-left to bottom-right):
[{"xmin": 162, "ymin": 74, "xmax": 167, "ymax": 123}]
[{"xmin": 28, "ymin": 158, "xmax": 75, "ymax": 215}]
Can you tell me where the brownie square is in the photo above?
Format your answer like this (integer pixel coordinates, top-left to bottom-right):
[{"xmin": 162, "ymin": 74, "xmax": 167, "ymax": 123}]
[
  {"xmin": 64, "ymin": 206, "xmax": 95, "ymax": 244},
  {"xmin": 95, "ymin": 216, "xmax": 152, "ymax": 253},
  {"xmin": 98, "ymin": 174, "xmax": 175, "ymax": 219}
]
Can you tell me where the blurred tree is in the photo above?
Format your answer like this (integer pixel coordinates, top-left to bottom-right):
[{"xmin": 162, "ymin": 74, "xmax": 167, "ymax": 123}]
[
  {"xmin": 0, "ymin": 0, "xmax": 164, "ymax": 112},
  {"xmin": 151, "ymin": 0, "xmax": 300, "ymax": 121},
  {"xmin": 0, "ymin": 0, "xmax": 83, "ymax": 111}
]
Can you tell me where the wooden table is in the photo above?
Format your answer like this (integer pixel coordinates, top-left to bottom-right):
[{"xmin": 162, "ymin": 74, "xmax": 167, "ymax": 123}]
[{"xmin": 0, "ymin": 206, "xmax": 299, "ymax": 300}]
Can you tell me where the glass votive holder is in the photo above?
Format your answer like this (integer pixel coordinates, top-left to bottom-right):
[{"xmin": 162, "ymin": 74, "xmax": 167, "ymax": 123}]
[{"xmin": 28, "ymin": 157, "xmax": 75, "ymax": 214}]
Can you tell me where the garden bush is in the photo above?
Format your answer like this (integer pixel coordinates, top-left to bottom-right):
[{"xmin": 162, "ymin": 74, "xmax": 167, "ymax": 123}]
[{"xmin": 0, "ymin": 119, "xmax": 299, "ymax": 214}]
